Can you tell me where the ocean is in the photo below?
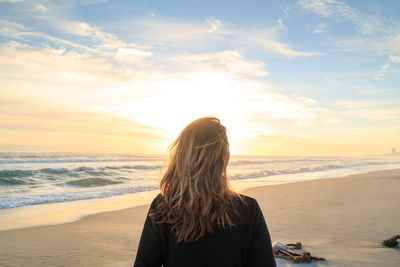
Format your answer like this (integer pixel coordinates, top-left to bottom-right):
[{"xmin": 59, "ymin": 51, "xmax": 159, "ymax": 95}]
[{"xmin": 1, "ymin": 152, "xmax": 399, "ymax": 210}]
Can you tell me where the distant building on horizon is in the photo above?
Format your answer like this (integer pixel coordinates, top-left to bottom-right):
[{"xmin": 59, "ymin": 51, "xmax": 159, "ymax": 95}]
[{"xmin": 391, "ymin": 148, "xmax": 400, "ymax": 156}]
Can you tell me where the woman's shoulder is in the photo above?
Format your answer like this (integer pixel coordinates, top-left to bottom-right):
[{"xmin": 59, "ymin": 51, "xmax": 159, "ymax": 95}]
[
  {"xmin": 236, "ymin": 193, "xmax": 259, "ymax": 207},
  {"xmin": 149, "ymin": 193, "xmax": 164, "ymax": 209},
  {"xmin": 232, "ymin": 194, "xmax": 262, "ymax": 217}
]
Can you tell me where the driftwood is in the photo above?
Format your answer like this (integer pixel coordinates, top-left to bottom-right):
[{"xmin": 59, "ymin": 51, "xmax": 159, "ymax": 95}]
[
  {"xmin": 273, "ymin": 248, "xmax": 296, "ymax": 261},
  {"xmin": 294, "ymin": 252, "xmax": 311, "ymax": 263},
  {"xmin": 382, "ymin": 235, "xmax": 400, "ymax": 247},
  {"xmin": 273, "ymin": 246, "xmax": 326, "ymax": 263},
  {"xmin": 290, "ymin": 251, "xmax": 326, "ymax": 262},
  {"xmin": 287, "ymin": 242, "xmax": 302, "ymax": 249}
]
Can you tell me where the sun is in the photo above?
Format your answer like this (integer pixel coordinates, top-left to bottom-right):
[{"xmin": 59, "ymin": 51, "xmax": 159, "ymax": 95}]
[{"xmin": 112, "ymin": 71, "xmax": 257, "ymax": 153}]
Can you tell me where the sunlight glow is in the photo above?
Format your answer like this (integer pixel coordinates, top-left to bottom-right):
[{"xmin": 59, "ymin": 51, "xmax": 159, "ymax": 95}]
[{"xmin": 116, "ymin": 72, "xmax": 251, "ymax": 138}]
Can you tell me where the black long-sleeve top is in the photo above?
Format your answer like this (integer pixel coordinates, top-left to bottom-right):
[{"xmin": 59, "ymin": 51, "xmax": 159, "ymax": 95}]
[{"xmin": 134, "ymin": 194, "xmax": 276, "ymax": 267}]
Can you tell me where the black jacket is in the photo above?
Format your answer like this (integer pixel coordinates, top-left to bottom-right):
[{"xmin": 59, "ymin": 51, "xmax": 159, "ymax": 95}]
[{"xmin": 134, "ymin": 194, "xmax": 276, "ymax": 267}]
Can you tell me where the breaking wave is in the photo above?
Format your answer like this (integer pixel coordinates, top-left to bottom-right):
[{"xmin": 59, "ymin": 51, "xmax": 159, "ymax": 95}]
[
  {"xmin": 230, "ymin": 163, "xmax": 353, "ymax": 180},
  {"xmin": 0, "ymin": 169, "xmax": 33, "ymax": 178},
  {"xmin": 66, "ymin": 178, "xmax": 122, "ymax": 187},
  {"xmin": 0, "ymin": 185, "xmax": 159, "ymax": 209}
]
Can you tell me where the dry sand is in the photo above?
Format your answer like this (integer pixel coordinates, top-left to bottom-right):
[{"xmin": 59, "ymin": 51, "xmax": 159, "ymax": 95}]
[{"xmin": 1, "ymin": 169, "xmax": 399, "ymax": 266}]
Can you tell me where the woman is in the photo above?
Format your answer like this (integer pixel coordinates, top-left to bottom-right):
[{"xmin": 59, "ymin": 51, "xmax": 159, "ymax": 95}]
[{"xmin": 134, "ymin": 117, "xmax": 276, "ymax": 267}]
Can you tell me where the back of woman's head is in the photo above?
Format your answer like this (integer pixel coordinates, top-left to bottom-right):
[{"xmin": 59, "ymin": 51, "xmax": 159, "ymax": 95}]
[{"xmin": 150, "ymin": 116, "xmax": 239, "ymax": 242}]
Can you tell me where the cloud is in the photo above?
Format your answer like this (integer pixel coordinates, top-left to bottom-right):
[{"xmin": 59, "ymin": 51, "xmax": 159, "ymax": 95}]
[
  {"xmin": 79, "ymin": 0, "xmax": 108, "ymax": 5},
  {"xmin": 299, "ymin": 0, "xmax": 373, "ymax": 34},
  {"xmin": 0, "ymin": 18, "xmax": 26, "ymax": 38},
  {"xmin": 382, "ymin": 63, "xmax": 390, "ymax": 70},
  {"xmin": 114, "ymin": 47, "xmax": 152, "ymax": 63},
  {"xmin": 298, "ymin": 96, "xmax": 316, "ymax": 105},
  {"xmin": 296, "ymin": 119, "xmax": 311, "ymax": 127},
  {"xmin": 300, "ymin": 0, "xmax": 400, "ymax": 82},
  {"xmin": 280, "ymin": 3, "xmax": 291, "ymax": 17},
  {"xmin": 230, "ymin": 19, "xmax": 322, "ymax": 57},
  {"xmin": 1, "ymin": 5, "xmax": 320, "ymax": 60},
  {"xmin": 257, "ymin": 39, "xmax": 322, "ymax": 57},
  {"xmin": 61, "ymin": 21, "xmax": 125, "ymax": 50},
  {"xmin": 207, "ymin": 17, "xmax": 222, "ymax": 33},
  {"xmin": 373, "ymin": 62, "xmax": 392, "ymax": 80},
  {"xmin": 390, "ymin": 55, "xmax": 400, "ymax": 63},
  {"xmin": 332, "ymin": 100, "xmax": 379, "ymax": 109},
  {"xmin": 299, "ymin": 0, "xmax": 359, "ymax": 21},
  {"xmin": 0, "ymin": 0, "xmax": 23, "ymax": 3},
  {"xmin": 0, "ymin": 18, "xmax": 153, "ymax": 63},
  {"xmin": 300, "ymin": 0, "xmax": 397, "ymax": 36},
  {"xmin": 128, "ymin": 18, "xmax": 215, "ymax": 45},
  {"xmin": 124, "ymin": 17, "xmax": 321, "ymax": 57},
  {"xmin": 0, "ymin": 19, "xmax": 100, "ymax": 53},
  {"xmin": 374, "ymin": 59, "xmax": 400, "ymax": 80},
  {"xmin": 62, "ymin": 21, "xmax": 95, "ymax": 36},
  {"xmin": 332, "ymin": 100, "xmax": 400, "ymax": 120},
  {"xmin": 0, "ymin": 42, "xmax": 144, "ymax": 115},
  {"xmin": 171, "ymin": 50, "xmax": 269, "ymax": 77},
  {"xmin": 59, "ymin": 20, "xmax": 153, "ymax": 60},
  {"xmin": 33, "ymin": 4, "xmax": 47, "ymax": 12},
  {"xmin": 342, "ymin": 108, "xmax": 400, "ymax": 121},
  {"xmin": 313, "ymin": 23, "xmax": 327, "ymax": 34},
  {"xmin": 245, "ymin": 94, "xmax": 321, "ymax": 121},
  {"xmin": 0, "ymin": 42, "xmax": 133, "ymax": 83}
]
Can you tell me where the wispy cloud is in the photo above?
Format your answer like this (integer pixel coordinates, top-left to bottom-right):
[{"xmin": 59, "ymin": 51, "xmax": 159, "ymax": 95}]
[
  {"xmin": 390, "ymin": 55, "xmax": 400, "ymax": 63},
  {"xmin": 300, "ymin": 0, "xmax": 375, "ymax": 34},
  {"xmin": 207, "ymin": 17, "xmax": 222, "ymax": 33},
  {"xmin": 0, "ymin": 42, "xmax": 133, "ymax": 83},
  {"xmin": 280, "ymin": 2, "xmax": 291, "ymax": 17},
  {"xmin": 299, "ymin": 0, "xmax": 400, "ymax": 80},
  {"xmin": 299, "ymin": 0, "xmax": 400, "ymax": 45},
  {"xmin": 62, "ymin": 20, "xmax": 154, "ymax": 62},
  {"xmin": 300, "ymin": 0, "xmax": 359, "ymax": 21},
  {"xmin": 33, "ymin": 3, "xmax": 47, "ymax": 12},
  {"xmin": 342, "ymin": 108, "xmax": 400, "ymax": 121},
  {"xmin": 1, "ymin": 1, "xmax": 322, "ymax": 60},
  {"xmin": 79, "ymin": 0, "xmax": 108, "ymax": 5},
  {"xmin": 332, "ymin": 100, "xmax": 379, "ymax": 109},
  {"xmin": 123, "ymin": 17, "xmax": 321, "ymax": 57},
  {"xmin": 0, "ymin": 0, "xmax": 23, "ymax": 3},
  {"xmin": 313, "ymin": 23, "xmax": 327, "ymax": 34},
  {"xmin": 0, "ymin": 17, "xmax": 153, "ymax": 64},
  {"xmin": 256, "ymin": 38, "xmax": 322, "ymax": 57},
  {"xmin": 300, "ymin": 0, "xmax": 400, "ymax": 40},
  {"xmin": 170, "ymin": 50, "xmax": 269, "ymax": 77},
  {"xmin": 331, "ymin": 100, "xmax": 400, "ymax": 121}
]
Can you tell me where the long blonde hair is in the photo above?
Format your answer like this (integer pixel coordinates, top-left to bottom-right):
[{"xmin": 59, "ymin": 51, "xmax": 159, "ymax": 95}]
[{"xmin": 149, "ymin": 116, "xmax": 240, "ymax": 242}]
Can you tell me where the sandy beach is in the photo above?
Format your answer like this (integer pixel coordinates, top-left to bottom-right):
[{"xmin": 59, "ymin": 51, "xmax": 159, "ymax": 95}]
[{"xmin": 1, "ymin": 169, "xmax": 399, "ymax": 266}]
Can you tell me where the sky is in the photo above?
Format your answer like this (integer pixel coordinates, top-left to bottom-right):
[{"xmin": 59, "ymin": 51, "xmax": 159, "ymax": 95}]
[{"xmin": 0, "ymin": 0, "xmax": 399, "ymax": 156}]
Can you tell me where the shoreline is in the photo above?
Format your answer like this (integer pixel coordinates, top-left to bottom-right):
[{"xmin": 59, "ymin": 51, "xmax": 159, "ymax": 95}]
[
  {"xmin": 0, "ymin": 189, "xmax": 159, "ymax": 232},
  {"xmin": 1, "ymin": 164, "xmax": 399, "ymax": 232},
  {"xmin": 1, "ymin": 168, "xmax": 400, "ymax": 266}
]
